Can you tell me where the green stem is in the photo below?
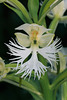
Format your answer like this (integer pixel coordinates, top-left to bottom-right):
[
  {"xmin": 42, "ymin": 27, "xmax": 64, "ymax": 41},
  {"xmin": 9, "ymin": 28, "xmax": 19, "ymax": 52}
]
[
  {"xmin": 38, "ymin": 55, "xmax": 54, "ymax": 100},
  {"xmin": 49, "ymin": 69, "xmax": 67, "ymax": 100},
  {"xmin": 53, "ymin": 78, "xmax": 67, "ymax": 100},
  {"xmin": 40, "ymin": 72, "xmax": 54, "ymax": 100},
  {"xmin": 51, "ymin": 69, "xmax": 67, "ymax": 91},
  {"xmin": 5, "ymin": 63, "xmax": 17, "ymax": 68},
  {"xmin": 9, "ymin": 0, "xmax": 32, "ymax": 23},
  {"xmin": 49, "ymin": 17, "xmax": 59, "ymax": 33},
  {"xmin": 61, "ymin": 82, "xmax": 67, "ymax": 100},
  {"xmin": 60, "ymin": 16, "xmax": 67, "ymax": 23}
]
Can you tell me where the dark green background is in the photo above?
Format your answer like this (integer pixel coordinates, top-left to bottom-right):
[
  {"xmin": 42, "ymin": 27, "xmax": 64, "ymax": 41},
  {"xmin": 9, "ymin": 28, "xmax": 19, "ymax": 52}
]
[
  {"xmin": 0, "ymin": 0, "xmax": 67, "ymax": 100},
  {"xmin": 0, "ymin": 0, "xmax": 33, "ymax": 100}
]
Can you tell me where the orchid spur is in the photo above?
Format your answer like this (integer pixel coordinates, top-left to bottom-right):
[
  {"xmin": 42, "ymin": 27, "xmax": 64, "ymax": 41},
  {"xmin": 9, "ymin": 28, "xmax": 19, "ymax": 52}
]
[{"xmin": 6, "ymin": 23, "xmax": 62, "ymax": 79}]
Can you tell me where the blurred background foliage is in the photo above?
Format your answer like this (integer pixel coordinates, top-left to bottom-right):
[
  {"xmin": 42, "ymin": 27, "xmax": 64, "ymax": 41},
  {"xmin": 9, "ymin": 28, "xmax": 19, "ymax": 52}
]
[{"xmin": 0, "ymin": 0, "xmax": 67, "ymax": 100}]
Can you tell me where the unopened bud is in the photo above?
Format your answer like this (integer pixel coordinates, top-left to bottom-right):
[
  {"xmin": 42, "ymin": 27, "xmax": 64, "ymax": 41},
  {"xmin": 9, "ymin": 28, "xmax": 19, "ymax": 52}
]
[{"xmin": 0, "ymin": 57, "xmax": 5, "ymax": 75}]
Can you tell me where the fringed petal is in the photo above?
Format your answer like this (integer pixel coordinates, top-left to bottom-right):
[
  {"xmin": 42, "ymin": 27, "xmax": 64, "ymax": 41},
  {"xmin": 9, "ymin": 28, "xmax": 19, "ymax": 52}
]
[{"xmin": 38, "ymin": 38, "xmax": 62, "ymax": 69}]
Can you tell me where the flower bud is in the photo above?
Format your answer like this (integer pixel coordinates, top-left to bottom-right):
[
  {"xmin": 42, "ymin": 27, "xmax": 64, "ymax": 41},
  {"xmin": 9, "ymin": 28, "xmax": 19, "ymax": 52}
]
[
  {"xmin": 0, "ymin": 57, "xmax": 10, "ymax": 79},
  {"xmin": 0, "ymin": 57, "xmax": 5, "ymax": 75},
  {"xmin": 52, "ymin": 1, "xmax": 65, "ymax": 17}
]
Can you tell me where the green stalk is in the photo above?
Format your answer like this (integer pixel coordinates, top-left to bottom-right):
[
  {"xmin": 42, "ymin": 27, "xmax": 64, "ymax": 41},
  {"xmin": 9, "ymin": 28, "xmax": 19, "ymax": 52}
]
[
  {"xmin": 40, "ymin": 72, "xmax": 54, "ymax": 100},
  {"xmin": 51, "ymin": 69, "xmax": 67, "ymax": 91},
  {"xmin": 49, "ymin": 69, "xmax": 67, "ymax": 100},
  {"xmin": 61, "ymin": 82, "xmax": 67, "ymax": 100},
  {"xmin": 5, "ymin": 63, "xmax": 17, "ymax": 67},
  {"xmin": 38, "ymin": 54, "xmax": 54, "ymax": 100},
  {"xmin": 49, "ymin": 16, "xmax": 60, "ymax": 33},
  {"xmin": 60, "ymin": 16, "xmax": 67, "ymax": 23},
  {"xmin": 9, "ymin": 0, "xmax": 32, "ymax": 23}
]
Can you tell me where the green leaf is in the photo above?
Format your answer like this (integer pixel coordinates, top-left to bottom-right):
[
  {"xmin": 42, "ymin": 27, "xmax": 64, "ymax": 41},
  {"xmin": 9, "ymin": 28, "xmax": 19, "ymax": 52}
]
[
  {"xmin": 30, "ymin": 92, "xmax": 44, "ymax": 100},
  {"xmin": 39, "ymin": 18, "xmax": 46, "ymax": 26},
  {"xmin": 4, "ymin": 74, "xmax": 43, "ymax": 98},
  {"xmin": 39, "ymin": 0, "xmax": 49, "ymax": 18},
  {"xmin": 39, "ymin": 0, "xmax": 55, "ymax": 18},
  {"xmin": 38, "ymin": 0, "xmax": 63, "ymax": 24},
  {"xmin": 8, "ymin": 0, "xmax": 32, "ymax": 23},
  {"xmin": 3, "ymin": 77, "xmax": 44, "ymax": 100},
  {"xmin": 4, "ymin": 3, "xmax": 28, "ymax": 23},
  {"xmin": 49, "ymin": 17, "xmax": 59, "ymax": 34},
  {"xmin": 28, "ymin": 0, "xmax": 39, "ymax": 23},
  {"xmin": 4, "ymin": 77, "xmax": 43, "ymax": 100}
]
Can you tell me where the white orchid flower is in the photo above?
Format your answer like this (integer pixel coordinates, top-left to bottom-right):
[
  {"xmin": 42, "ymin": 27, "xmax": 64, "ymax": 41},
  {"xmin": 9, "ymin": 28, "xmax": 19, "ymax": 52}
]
[{"xmin": 6, "ymin": 23, "xmax": 62, "ymax": 79}]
